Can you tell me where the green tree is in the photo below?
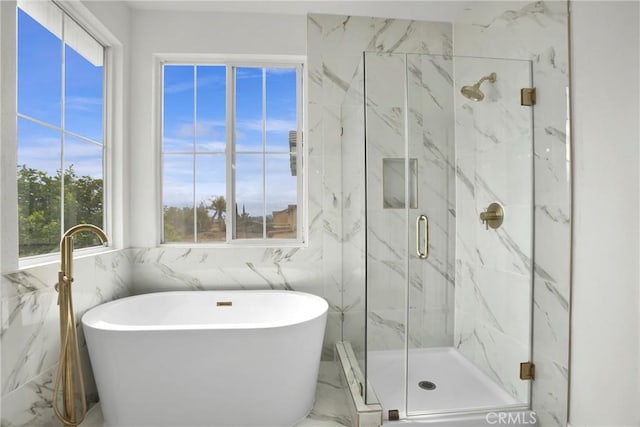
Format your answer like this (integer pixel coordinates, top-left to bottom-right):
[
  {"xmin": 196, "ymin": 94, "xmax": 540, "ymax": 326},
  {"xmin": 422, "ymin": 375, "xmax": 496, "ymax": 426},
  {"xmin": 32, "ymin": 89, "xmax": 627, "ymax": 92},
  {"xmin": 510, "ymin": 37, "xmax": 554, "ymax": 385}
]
[
  {"xmin": 17, "ymin": 164, "xmax": 104, "ymax": 257},
  {"xmin": 210, "ymin": 195, "xmax": 226, "ymax": 221}
]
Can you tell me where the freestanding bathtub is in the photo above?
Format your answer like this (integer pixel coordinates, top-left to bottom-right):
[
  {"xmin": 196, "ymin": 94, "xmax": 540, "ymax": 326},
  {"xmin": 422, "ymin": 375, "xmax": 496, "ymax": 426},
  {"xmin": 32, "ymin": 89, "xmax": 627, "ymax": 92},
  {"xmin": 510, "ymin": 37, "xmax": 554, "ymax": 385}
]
[{"xmin": 82, "ymin": 290, "xmax": 328, "ymax": 426}]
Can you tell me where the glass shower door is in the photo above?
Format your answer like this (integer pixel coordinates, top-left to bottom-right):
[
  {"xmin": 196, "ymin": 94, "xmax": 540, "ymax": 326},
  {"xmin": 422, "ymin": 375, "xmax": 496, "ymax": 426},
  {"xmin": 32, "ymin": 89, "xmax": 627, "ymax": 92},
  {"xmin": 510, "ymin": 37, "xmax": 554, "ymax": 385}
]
[
  {"xmin": 404, "ymin": 52, "xmax": 457, "ymax": 415},
  {"xmin": 364, "ymin": 51, "xmax": 535, "ymax": 419},
  {"xmin": 405, "ymin": 53, "xmax": 534, "ymax": 416},
  {"xmin": 363, "ymin": 52, "xmax": 410, "ymax": 411}
]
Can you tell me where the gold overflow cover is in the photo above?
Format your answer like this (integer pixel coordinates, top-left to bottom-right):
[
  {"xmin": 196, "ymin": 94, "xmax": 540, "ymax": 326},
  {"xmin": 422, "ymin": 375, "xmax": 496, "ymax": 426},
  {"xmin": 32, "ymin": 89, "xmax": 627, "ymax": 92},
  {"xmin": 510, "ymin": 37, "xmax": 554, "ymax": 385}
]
[{"xmin": 216, "ymin": 301, "xmax": 233, "ymax": 307}]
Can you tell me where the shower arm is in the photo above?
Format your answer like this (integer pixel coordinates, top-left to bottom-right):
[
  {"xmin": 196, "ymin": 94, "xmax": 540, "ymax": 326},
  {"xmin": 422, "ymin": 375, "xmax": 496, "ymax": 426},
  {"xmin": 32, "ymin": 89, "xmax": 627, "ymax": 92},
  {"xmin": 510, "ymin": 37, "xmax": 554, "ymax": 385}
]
[
  {"xmin": 54, "ymin": 224, "xmax": 108, "ymax": 427},
  {"xmin": 474, "ymin": 73, "xmax": 497, "ymax": 88}
]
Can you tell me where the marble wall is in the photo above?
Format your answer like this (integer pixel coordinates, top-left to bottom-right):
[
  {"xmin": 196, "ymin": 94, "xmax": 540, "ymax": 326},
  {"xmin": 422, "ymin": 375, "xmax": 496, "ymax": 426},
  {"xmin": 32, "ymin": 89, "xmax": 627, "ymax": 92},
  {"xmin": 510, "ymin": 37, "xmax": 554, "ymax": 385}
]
[
  {"xmin": 0, "ymin": 250, "xmax": 131, "ymax": 425},
  {"xmin": 453, "ymin": 2, "xmax": 571, "ymax": 426},
  {"xmin": 127, "ymin": 244, "xmax": 339, "ymax": 359},
  {"xmin": 0, "ymin": 3, "xmax": 569, "ymax": 426},
  {"xmin": 307, "ymin": 13, "xmax": 456, "ymax": 366},
  {"xmin": 332, "ymin": 2, "xmax": 570, "ymax": 425}
]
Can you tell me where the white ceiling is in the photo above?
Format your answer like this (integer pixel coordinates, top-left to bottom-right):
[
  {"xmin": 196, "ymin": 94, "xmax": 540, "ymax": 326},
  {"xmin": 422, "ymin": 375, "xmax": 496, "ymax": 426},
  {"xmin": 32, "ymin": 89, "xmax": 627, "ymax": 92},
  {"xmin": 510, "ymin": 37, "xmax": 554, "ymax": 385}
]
[{"xmin": 122, "ymin": 0, "xmax": 473, "ymax": 22}]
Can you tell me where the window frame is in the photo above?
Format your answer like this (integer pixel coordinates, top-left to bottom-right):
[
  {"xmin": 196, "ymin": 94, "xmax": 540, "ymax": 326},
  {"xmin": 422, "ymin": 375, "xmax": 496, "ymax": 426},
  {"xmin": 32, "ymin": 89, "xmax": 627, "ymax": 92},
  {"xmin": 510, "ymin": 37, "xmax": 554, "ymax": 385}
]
[
  {"xmin": 0, "ymin": 0, "xmax": 122, "ymax": 271},
  {"xmin": 158, "ymin": 56, "xmax": 307, "ymax": 247}
]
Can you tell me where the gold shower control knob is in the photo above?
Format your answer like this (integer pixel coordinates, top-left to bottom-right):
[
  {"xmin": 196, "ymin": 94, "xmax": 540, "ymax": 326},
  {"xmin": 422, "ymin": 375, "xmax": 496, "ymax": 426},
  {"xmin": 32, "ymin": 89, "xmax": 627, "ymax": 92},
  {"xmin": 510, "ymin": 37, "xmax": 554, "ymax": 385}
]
[{"xmin": 479, "ymin": 202, "xmax": 504, "ymax": 230}]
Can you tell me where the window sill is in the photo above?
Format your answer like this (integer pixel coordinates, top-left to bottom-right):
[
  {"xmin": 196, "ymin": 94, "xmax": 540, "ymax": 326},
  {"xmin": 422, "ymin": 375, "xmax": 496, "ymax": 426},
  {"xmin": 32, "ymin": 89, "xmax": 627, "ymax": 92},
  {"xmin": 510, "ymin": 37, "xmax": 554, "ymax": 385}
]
[
  {"xmin": 159, "ymin": 240, "xmax": 307, "ymax": 250},
  {"xmin": 18, "ymin": 245, "xmax": 119, "ymax": 270}
]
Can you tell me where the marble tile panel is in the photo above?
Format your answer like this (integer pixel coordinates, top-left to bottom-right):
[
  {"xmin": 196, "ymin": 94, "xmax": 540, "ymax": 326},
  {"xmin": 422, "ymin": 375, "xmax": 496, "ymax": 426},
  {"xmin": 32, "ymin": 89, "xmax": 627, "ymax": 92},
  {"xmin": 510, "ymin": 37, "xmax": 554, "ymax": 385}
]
[
  {"xmin": 0, "ymin": 366, "xmax": 57, "ymax": 426},
  {"xmin": 1, "ymin": 290, "xmax": 59, "ymax": 396},
  {"xmin": 532, "ymin": 275, "xmax": 569, "ymax": 365},
  {"xmin": 323, "ymin": 311, "xmax": 343, "ymax": 361},
  {"xmin": 342, "ymin": 310, "xmax": 365, "ymax": 363},
  {"xmin": 366, "ymin": 211, "xmax": 407, "ymax": 262},
  {"xmin": 366, "ymin": 307, "xmax": 405, "ymax": 351},
  {"xmin": 1, "ymin": 263, "xmax": 58, "ymax": 299},
  {"xmin": 473, "ymin": 266, "xmax": 532, "ymax": 347},
  {"xmin": 533, "ymin": 128, "xmax": 571, "ymax": 208},
  {"xmin": 473, "ymin": 204, "xmax": 533, "ymax": 276},
  {"xmin": 323, "ymin": 231, "xmax": 343, "ymax": 311},
  {"xmin": 453, "ymin": 2, "xmax": 567, "ymax": 61},
  {"xmin": 455, "ymin": 311, "xmax": 529, "ymax": 403},
  {"xmin": 533, "ymin": 204, "xmax": 570, "ymax": 295},
  {"xmin": 366, "ymin": 260, "xmax": 405, "ymax": 312},
  {"xmin": 422, "ymin": 307, "xmax": 453, "ymax": 347},
  {"xmin": 322, "ymin": 53, "xmax": 364, "ymax": 106},
  {"xmin": 530, "ymin": 352, "xmax": 568, "ymax": 427},
  {"xmin": 307, "ymin": 15, "xmax": 324, "ymax": 106},
  {"xmin": 323, "ymin": 105, "xmax": 343, "ymax": 165},
  {"xmin": 363, "ymin": 53, "xmax": 406, "ymax": 108}
]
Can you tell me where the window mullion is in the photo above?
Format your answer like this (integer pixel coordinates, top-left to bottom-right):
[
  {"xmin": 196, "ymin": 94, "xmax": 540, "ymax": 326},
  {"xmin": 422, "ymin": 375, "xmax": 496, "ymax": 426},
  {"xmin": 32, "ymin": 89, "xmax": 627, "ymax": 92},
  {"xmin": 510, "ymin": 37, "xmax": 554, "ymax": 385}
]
[
  {"xmin": 226, "ymin": 66, "xmax": 234, "ymax": 242},
  {"xmin": 193, "ymin": 66, "xmax": 198, "ymax": 243},
  {"xmin": 296, "ymin": 64, "xmax": 304, "ymax": 243},
  {"xmin": 60, "ymin": 14, "xmax": 66, "ymax": 237},
  {"xmin": 262, "ymin": 67, "xmax": 267, "ymax": 239}
]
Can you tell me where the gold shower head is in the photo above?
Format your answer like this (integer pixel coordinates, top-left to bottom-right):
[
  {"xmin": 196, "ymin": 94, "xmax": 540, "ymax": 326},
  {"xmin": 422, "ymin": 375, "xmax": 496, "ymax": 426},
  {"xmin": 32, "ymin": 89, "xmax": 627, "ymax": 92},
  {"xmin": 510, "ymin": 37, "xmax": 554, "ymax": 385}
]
[{"xmin": 460, "ymin": 72, "xmax": 497, "ymax": 102}]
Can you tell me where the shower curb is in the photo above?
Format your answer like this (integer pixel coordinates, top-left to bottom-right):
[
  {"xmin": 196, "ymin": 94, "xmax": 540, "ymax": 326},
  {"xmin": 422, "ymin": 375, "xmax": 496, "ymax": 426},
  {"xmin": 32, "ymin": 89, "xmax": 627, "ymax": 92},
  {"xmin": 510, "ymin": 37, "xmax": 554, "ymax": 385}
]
[{"xmin": 335, "ymin": 342, "xmax": 383, "ymax": 427}]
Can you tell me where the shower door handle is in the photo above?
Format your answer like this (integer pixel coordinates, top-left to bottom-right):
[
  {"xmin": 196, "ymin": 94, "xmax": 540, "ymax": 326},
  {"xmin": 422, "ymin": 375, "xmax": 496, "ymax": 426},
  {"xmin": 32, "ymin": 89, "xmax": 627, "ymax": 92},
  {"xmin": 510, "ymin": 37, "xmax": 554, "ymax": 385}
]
[{"xmin": 416, "ymin": 215, "xmax": 429, "ymax": 259}]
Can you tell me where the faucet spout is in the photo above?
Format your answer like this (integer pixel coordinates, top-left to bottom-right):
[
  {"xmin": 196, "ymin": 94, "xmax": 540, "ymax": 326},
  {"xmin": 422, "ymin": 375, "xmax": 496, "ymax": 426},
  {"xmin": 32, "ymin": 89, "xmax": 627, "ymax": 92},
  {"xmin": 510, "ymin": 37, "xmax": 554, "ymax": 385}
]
[{"xmin": 60, "ymin": 224, "xmax": 108, "ymax": 282}]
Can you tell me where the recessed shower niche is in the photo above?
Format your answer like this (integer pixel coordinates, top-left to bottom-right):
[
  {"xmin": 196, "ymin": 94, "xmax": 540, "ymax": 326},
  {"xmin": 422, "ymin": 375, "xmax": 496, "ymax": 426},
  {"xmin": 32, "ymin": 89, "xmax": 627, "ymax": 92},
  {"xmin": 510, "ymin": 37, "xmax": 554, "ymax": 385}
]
[{"xmin": 382, "ymin": 158, "xmax": 417, "ymax": 209}]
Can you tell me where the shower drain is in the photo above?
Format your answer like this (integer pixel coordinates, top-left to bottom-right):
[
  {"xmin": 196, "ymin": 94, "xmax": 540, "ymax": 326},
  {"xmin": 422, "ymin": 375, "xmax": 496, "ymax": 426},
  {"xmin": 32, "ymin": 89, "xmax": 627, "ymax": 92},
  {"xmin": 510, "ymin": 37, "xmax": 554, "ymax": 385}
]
[{"xmin": 418, "ymin": 380, "xmax": 436, "ymax": 390}]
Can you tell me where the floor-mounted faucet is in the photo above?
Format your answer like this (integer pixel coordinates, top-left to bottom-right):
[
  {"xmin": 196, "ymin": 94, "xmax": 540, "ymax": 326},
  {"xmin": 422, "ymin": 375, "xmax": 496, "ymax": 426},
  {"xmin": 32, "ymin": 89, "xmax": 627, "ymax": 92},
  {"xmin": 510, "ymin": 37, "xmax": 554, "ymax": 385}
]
[{"xmin": 54, "ymin": 224, "xmax": 108, "ymax": 427}]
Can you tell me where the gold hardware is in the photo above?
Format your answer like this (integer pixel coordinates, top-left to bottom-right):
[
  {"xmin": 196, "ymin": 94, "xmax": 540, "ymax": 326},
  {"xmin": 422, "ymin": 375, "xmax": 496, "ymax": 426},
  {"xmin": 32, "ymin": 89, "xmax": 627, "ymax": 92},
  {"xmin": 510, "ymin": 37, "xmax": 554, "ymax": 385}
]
[
  {"xmin": 55, "ymin": 224, "xmax": 108, "ymax": 427},
  {"xmin": 217, "ymin": 301, "xmax": 233, "ymax": 307},
  {"xmin": 416, "ymin": 215, "xmax": 429, "ymax": 259},
  {"xmin": 461, "ymin": 72, "xmax": 497, "ymax": 102},
  {"xmin": 388, "ymin": 409, "xmax": 400, "ymax": 421},
  {"xmin": 479, "ymin": 202, "xmax": 504, "ymax": 230},
  {"xmin": 521, "ymin": 88, "xmax": 536, "ymax": 106},
  {"xmin": 520, "ymin": 361, "xmax": 535, "ymax": 380}
]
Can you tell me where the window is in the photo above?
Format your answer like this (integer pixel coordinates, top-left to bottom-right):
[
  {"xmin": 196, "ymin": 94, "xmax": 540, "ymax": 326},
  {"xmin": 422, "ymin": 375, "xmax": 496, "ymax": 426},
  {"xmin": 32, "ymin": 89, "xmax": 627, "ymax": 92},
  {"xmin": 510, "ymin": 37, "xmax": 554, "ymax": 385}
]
[
  {"xmin": 161, "ymin": 62, "xmax": 303, "ymax": 244},
  {"xmin": 16, "ymin": 1, "xmax": 105, "ymax": 258}
]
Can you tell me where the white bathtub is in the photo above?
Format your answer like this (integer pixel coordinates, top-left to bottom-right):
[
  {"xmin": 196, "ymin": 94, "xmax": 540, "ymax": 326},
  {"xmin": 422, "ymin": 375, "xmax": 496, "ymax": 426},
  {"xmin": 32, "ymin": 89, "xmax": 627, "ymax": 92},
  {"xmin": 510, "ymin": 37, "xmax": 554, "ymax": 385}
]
[{"xmin": 82, "ymin": 290, "xmax": 328, "ymax": 427}]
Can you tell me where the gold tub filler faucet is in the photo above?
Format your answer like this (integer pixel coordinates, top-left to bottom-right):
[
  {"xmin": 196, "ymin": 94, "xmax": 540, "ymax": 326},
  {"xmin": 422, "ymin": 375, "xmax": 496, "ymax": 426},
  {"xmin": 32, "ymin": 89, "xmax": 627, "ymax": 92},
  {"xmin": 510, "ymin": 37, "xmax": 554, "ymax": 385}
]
[
  {"xmin": 480, "ymin": 202, "xmax": 504, "ymax": 230},
  {"xmin": 54, "ymin": 224, "xmax": 108, "ymax": 427}
]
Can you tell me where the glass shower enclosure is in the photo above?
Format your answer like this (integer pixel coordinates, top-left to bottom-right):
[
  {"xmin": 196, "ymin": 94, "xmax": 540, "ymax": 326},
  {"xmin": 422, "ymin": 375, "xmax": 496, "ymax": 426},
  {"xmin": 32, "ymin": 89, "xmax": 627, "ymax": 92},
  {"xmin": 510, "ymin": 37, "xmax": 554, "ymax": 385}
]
[{"xmin": 341, "ymin": 52, "xmax": 534, "ymax": 420}]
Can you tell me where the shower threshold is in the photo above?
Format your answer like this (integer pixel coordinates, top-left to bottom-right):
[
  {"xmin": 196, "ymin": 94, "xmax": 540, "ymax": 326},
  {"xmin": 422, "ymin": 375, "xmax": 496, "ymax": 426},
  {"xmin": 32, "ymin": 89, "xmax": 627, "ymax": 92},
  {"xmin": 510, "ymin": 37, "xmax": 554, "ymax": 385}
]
[{"xmin": 367, "ymin": 347, "xmax": 529, "ymax": 422}]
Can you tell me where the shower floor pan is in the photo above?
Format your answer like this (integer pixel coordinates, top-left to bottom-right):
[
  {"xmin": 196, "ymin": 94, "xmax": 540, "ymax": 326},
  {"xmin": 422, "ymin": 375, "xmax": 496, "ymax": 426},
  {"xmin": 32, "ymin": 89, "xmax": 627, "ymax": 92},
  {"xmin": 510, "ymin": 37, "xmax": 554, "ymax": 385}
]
[{"xmin": 367, "ymin": 347, "xmax": 525, "ymax": 420}]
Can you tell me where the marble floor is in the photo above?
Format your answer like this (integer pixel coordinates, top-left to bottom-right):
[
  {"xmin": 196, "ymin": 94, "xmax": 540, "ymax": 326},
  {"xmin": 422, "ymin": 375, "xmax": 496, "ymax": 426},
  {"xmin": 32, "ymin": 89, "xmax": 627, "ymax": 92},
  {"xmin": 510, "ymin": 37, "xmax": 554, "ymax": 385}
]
[{"xmin": 82, "ymin": 361, "xmax": 352, "ymax": 427}]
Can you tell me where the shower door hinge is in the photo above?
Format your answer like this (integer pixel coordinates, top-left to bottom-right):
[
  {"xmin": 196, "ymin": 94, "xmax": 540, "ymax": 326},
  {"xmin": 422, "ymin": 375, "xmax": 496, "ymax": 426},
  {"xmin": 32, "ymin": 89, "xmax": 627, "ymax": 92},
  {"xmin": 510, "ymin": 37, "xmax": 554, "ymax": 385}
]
[
  {"xmin": 520, "ymin": 361, "xmax": 536, "ymax": 380},
  {"xmin": 521, "ymin": 88, "xmax": 536, "ymax": 106}
]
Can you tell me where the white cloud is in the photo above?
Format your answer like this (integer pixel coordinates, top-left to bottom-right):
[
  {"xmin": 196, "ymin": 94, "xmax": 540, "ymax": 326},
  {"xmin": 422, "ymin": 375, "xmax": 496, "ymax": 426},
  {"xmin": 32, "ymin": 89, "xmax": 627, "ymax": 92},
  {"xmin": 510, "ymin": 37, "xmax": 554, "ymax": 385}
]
[
  {"xmin": 163, "ymin": 80, "xmax": 194, "ymax": 95},
  {"xmin": 65, "ymin": 96, "xmax": 102, "ymax": 112},
  {"xmin": 236, "ymin": 118, "xmax": 296, "ymax": 133},
  {"xmin": 197, "ymin": 140, "xmax": 226, "ymax": 152},
  {"xmin": 266, "ymin": 68, "xmax": 296, "ymax": 76}
]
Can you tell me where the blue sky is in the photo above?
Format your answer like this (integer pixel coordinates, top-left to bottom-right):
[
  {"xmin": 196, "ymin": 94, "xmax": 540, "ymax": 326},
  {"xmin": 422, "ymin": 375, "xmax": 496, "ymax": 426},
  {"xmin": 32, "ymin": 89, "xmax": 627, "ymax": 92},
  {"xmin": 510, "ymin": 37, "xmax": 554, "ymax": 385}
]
[
  {"xmin": 18, "ymin": 6, "xmax": 298, "ymax": 220},
  {"xmin": 17, "ymin": 8, "xmax": 103, "ymax": 181},
  {"xmin": 162, "ymin": 65, "xmax": 298, "ymax": 217}
]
